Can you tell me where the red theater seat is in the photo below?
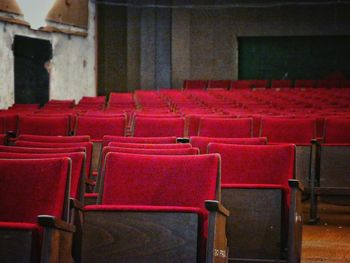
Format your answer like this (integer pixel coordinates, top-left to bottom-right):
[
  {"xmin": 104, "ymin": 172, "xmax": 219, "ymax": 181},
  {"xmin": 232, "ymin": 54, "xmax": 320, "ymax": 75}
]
[
  {"xmin": 271, "ymin": 80, "xmax": 293, "ymax": 89},
  {"xmin": 190, "ymin": 136, "xmax": 267, "ymax": 154},
  {"xmin": 198, "ymin": 117, "xmax": 253, "ymax": 138},
  {"xmin": 183, "ymin": 80, "xmax": 208, "ymax": 90},
  {"xmin": 17, "ymin": 115, "xmax": 70, "ymax": 136},
  {"xmin": 0, "ymin": 134, "xmax": 6, "ymax": 145},
  {"xmin": 18, "ymin": 134, "xmax": 90, "ymax": 143},
  {"xmin": 102, "ymin": 135, "xmax": 177, "ymax": 147},
  {"xmin": 0, "ymin": 158, "xmax": 74, "ymax": 262},
  {"xmin": 132, "ymin": 117, "xmax": 185, "ymax": 137},
  {"xmin": 207, "ymin": 80, "xmax": 231, "ymax": 90},
  {"xmin": 309, "ymin": 117, "xmax": 350, "ymax": 223},
  {"xmin": 208, "ymin": 143, "xmax": 303, "ymax": 262},
  {"xmin": 81, "ymin": 153, "xmax": 228, "ymax": 262}
]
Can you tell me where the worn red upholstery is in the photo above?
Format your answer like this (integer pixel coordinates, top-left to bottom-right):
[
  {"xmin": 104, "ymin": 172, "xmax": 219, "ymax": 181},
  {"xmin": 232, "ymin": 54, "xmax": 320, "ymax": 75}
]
[
  {"xmin": 0, "ymin": 152, "xmax": 85, "ymax": 201},
  {"xmin": 0, "ymin": 158, "xmax": 70, "ymax": 223},
  {"xmin": 260, "ymin": 117, "xmax": 316, "ymax": 145},
  {"xmin": 271, "ymin": 80, "xmax": 293, "ymax": 88},
  {"xmin": 207, "ymin": 80, "xmax": 231, "ymax": 90},
  {"xmin": 132, "ymin": 117, "xmax": 185, "ymax": 137},
  {"xmin": 190, "ymin": 136, "xmax": 267, "ymax": 154},
  {"xmin": 102, "ymin": 135, "xmax": 177, "ymax": 147},
  {"xmin": 18, "ymin": 115, "xmax": 69, "ymax": 136},
  {"xmin": 183, "ymin": 80, "xmax": 208, "ymax": 90},
  {"xmin": 324, "ymin": 117, "xmax": 350, "ymax": 143},
  {"xmin": 108, "ymin": 142, "xmax": 192, "ymax": 149},
  {"xmin": 14, "ymin": 141, "xmax": 93, "ymax": 177},
  {"xmin": 75, "ymin": 116, "xmax": 126, "ymax": 140},
  {"xmin": 0, "ymin": 134, "xmax": 5, "ymax": 145},
  {"xmin": 198, "ymin": 118, "xmax": 252, "ymax": 138},
  {"xmin": 18, "ymin": 134, "xmax": 90, "ymax": 143},
  {"xmin": 0, "ymin": 145, "xmax": 85, "ymax": 154},
  {"xmin": 104, "ymin": 146, "xmax": 199, "ymax": 155}
]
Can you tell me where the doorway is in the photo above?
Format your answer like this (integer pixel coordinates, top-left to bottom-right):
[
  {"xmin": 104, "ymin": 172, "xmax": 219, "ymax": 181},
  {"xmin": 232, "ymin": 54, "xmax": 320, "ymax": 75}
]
[{"xmin": 13, "ymin": 35, "xmax": 52, "ymax": 106}]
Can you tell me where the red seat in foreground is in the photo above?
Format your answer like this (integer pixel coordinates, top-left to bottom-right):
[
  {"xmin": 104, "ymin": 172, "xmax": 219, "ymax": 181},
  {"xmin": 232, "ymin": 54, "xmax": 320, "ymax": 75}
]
[
  {"xmin": 81, "ymin": 153, "xmax": 229, "ymax": 262},
  {"xmin": 208, "ymin": 143, "xmax": 303, "ymax": 262},
  {"xmin": 0, "ymin": 158, "xmax": 75, "ymax": 262}
]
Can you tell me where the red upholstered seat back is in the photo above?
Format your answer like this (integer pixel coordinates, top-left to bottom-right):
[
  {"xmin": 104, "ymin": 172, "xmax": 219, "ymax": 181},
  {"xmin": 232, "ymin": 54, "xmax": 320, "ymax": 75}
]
[
  {"xmin": 18, "ymin": 134, "xmax": 90, "ymax": 143},
  {"xmin": 18, "ymin": 115, "xmax": 69, "ymax": 136},
  {"xmin": 0, "ymin": 134, "xmax": 5, "ymax": 145},
  {"xmin": 0, "ymin": 158, "xmax": 70, "ymax": 223},
  {"xmin": 207, "ymin": 80, "xmax": 231, "ymax": 90},
  {"xmin": 0, "ymin": 152, "xmax": 85, "ymax": 201},
  {"xmin": 324, "ymin": 117, "xmax": 350, "ymax": 143},
  {"xmin": 271, "ymin": 80, "xmax": 293, "ymax": 88},
  {"xmin": 133, "ymin": 117, "xmax": 185, "ymax": 137},
  {"xmin": 101, "ymin": 153, "xmax": 220, "ymax": 211},
  {"xmin": 103, "ymin": 146, "xmax": 199, "ymax": 155},
  {"xmin": 108, "ymin": 142, "xmax": 192, "ymax": 149},
  {"xmin": 102, "ymin": 135, "xmax": 176, "ymax": 147},
  {"xmin": 198, "ymin": 118, "xmax": 252, "ymax": 138},
  {"xmin": 208, "ymin": 144, "xmax": 294, "ymax": 187},
  {"xmin": 14, "ymin": 141, "xmax": 92, "ymax": 177},
  {"xmin": 190, "ymin": 136, "xmax": 267, "ymax": 154},
  {"xmin": 75, "ymin": 116, "xmax": 126, "ymax": 140},
  {"xmin": 260, "ymin": 117, "xmax": 316, "ymax": 144},
  {"xmin": 183, "ymin": 80, "xmax": 208, "ymax": 90},
  {"xmin": 0, "ymin": 145, "xmax": 86, "ymax": 154}
]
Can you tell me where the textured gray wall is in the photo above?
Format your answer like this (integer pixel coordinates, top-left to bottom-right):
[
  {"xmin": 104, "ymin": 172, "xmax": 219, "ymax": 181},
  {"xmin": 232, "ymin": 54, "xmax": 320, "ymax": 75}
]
[{"xmin": 97, "ymin": 0, "xmax": 350, "ymax": 92}]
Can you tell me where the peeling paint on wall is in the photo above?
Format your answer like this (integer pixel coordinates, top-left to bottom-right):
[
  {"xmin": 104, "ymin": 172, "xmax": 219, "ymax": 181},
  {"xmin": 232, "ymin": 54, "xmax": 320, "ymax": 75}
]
[{"xmin": 0, "ymin": 0, "xmax": 95, "ymax": 109}]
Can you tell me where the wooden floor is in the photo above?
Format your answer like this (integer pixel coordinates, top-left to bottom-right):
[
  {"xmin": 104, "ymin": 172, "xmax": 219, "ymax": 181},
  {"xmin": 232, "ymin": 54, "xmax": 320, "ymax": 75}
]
[{"xmin": 302, "ymin": 201, "xmax": 350, "ymax": 263}]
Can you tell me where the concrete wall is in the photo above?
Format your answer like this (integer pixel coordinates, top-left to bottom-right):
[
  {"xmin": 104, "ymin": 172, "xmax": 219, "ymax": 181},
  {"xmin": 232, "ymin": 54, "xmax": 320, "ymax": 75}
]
[
  {"xmin": 97, "ymin": 0, "xmax": 350, "ymax": 92},
  {"xmin": 0, "ymin": 0, "xmax": 96, "ymax": 109}
]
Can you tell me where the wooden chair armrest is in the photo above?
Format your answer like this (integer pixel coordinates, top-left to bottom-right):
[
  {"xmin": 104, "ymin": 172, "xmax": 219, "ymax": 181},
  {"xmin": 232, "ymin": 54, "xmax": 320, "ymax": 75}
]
[
  {"xmin": 289, "ymin": 179, "xmax": 304, "ymax": 193},
  {"xmin": 70, "ymin": 198, "xmax": 84, "ymax": 211},
  {"xmin": 38, "ymin": 215, "xmax": 75, "ymax": 233},
  {"xmin": 205, "ymin": 200, "xmax": 230, "ymax": 217},
  {"xmin": 206, "ymin": 200, "xmax": 229, "ymax": 263}
]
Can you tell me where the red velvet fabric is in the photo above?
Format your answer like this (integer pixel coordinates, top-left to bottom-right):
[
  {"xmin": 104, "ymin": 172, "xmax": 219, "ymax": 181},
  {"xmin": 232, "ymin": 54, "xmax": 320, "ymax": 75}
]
[
  {"xmin": 75, "ymin": 116, "xmax": 126, "ymax": 139},
  {"xmin": 102, "ymin": 135, "xmax": 177, "ymax": 147},
  {"xmin": 260, "ymin": 117, "xmax": 316, "ymax": 144},
  {"xmin": 103, "ymin": 146, "xmax": 199, "ymax": 155},
  {"xmin": 183, "ymin": 80, "xmax": 208, "ymax": 90},
  {"xmin": 0, "ymin": 134, "xmax": 5, "ymax": 145},
  {"xmin": 294, "ymin": 80, "xmax": 316, "ymax": 88},
  {"xmin": 198, "ymin": 117, "xmax": 253, "ymax": 138},
  {"xmin": 18, "ymin": 115, "xmax": 69, "ymax": 136},
  {"xmin": 0, "ymin": 145, "xmax": 85, "ymax": 154},
  {"xmin": 271, "ymin": 80, "xmax": 293, "ymax": 88},
  {"xmin": 324, "ymin": 117, "xmax": 350, "ymax": 143},
  {"xmin": 208, "ymin": 143, "xmax": 295, "ymax": 217},
  {"xmin": 0, "ymin": 158, "xmax": 70, "ymax": 223},
  {"xmin": 101, "ymin": 152, "xmax": 219, "ymax": 210},
  {"xmin": 133, "ymin": 117, "xmax": 185, "ymax": 137},
  {"xmin": 18, "ymin": 134, "xmax": 90, "ymax": 143},
  {"xmin": 108, "ymin": 142, "xmax": 192, "ymax": 149},
  {"xmin": 185, "ymin": 114, "xmax": 233, "ymax": 137},
  {"xmin": 0, "ymin": 117, "xmax": 5, "ymax": 133},
  {"xmin": 207, "ymin": 80, "xmax": 231, "ymax": 90},
  {"xmin": 0, "ymin": 152, "xmax": 85, "ymax": 200},
  {"xmin": 14, "ymin": 141, "xmax": 92, "ymax": 177},
  {"xmin": 190, "ymin": 136, "xmax": 267, "ymax": 154}
]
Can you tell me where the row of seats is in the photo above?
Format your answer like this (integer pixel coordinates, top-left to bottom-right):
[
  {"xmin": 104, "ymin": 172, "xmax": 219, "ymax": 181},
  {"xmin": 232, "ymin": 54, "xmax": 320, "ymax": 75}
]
[
  {"xmin": 0, "ymin": 135, "xmax": 303, "ymax": 262},
  {"xmin": 183, "ymin": 79, "xmax": 350, "ymax": 90}
]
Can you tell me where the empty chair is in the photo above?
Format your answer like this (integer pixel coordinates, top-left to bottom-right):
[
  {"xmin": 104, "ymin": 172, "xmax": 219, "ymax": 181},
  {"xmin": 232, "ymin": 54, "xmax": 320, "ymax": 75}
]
[
  {"xmin": 0, "ymin": 145, "xmax": 86, "ymax": 154},
  {"xmin": 230, "ymin": 80, "xmax": 251, "ymax": 89},
  {"xmin": 183, "ymin": 80, "xmax": 208, "ymax": 90},
  {"xmin": 14, "ymin": 140, "xmax": 93, "ymax": 179},
  {"xmin": 0, "ymin": 158, "xmax": 75, "ymax": 262},
  {"xmin": 132, "ymin": 117, "xmax": 185, "ymax": 137},
  {"xmin": 271, "ymin": 80, "xmax": 293, "ymax": 89},
  {"xmin": 184, "ymin": 114, "xmax": 231, "ymax": 137},
  {"xmin": 316, "ymin": 79, "xmax": 340, "ymax": 89},
  {"xmin": 198, "ymin": 117, "xmax": 253, "ymax": 138},
  {"xmin": 18, "ymin": 134, "xmax": 90, "ymax": 143},
  {"xmin": 260, "ymin": 117, "xmax": 316, "ymax": 193},
  {"xmin": 208, "ymin": 143, "xmax": 303, "ymax": 262},
  {"xmin": 294, "ymin": 80, "xmax": 316, "ymax": 89},
  {"xmin": 75, "ymin": 115, "xmax": 126, "ymax": 174},
  {"xmin": 17, "ymin": 115, "xmax": 70, "ymax": 136},
  {"xmin": 81, "ymin": 153, "xmax": 228, "ymax": 262},
  {"xmin": 190, "ymin": 136, "xmax": 267, "ymax": 154},
  {"xmin": 0, "ymin": 134, "xmax": 6, "ymax": 145},
  {"xmin": 108, "ymin": 142, "xmax": 192, "ymax": 149},
  {"xmin": 309, "ymin": 117, "xmax": 350, "ymax": 223},
  {"xmin": 102, "ymin": 135, "xmax": 177, "ymax": 147},
  {"xmin": 207, "ymin": 80, "xmax": 231, "ymax": 90}
]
